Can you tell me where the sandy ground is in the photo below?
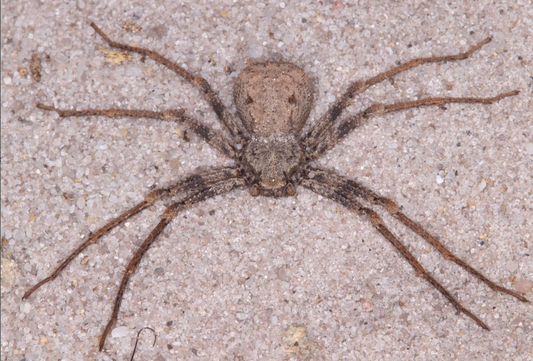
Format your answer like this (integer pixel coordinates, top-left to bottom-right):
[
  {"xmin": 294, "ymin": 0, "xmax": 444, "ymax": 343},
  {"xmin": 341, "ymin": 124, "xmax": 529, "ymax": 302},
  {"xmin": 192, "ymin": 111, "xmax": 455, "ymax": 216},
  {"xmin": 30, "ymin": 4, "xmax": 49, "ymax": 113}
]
[{"xmin": 2, "ymin": 1, "xmax": 532, "ymax": 360}]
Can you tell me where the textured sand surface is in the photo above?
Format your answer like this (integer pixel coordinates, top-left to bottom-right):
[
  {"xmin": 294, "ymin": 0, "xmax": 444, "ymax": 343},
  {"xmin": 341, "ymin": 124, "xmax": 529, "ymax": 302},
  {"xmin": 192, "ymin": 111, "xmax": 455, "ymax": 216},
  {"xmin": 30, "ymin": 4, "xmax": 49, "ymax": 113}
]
[{"xmin": 2, "ymin": 1, "xmax": 532, "ymax": 360}]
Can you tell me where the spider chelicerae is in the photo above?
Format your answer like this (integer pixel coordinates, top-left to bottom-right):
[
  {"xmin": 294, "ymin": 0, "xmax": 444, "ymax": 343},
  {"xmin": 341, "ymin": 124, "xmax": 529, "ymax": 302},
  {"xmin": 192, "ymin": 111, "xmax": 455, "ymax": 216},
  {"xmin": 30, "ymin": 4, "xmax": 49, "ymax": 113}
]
[{"xmin": 24, "ymin": 23, "xmax": 528, "ymax": 351}]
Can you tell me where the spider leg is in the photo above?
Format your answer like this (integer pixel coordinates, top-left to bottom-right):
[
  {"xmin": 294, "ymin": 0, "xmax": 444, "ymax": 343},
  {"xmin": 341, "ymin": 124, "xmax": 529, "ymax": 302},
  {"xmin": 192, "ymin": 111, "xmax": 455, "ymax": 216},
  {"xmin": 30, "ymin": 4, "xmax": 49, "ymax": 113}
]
[
  {"xmin": 89, "ymin": 22, "xmax": 248, "ymax": 144},
  {"xmin": 309, "ymin": 90, "xmax": 519, "ymax": 159},
  {"xmin": 301, "ymin": 174, "xmax": 491, "ymax": 330},
  {"xmin": 98, "ymin": 176, "xmax": 246, "ymax": 351},
  {"xmin": 302, "ymin": 37, "xmax": 493, "ymax": 148},
  {"xmin": 22, "ymin": 166, "xmax": 241, "ymax": 300},
  {"xmin": 36, "ymin": 103, "xmax": 237, "ymax": 159},
  {"xmin": 308, "ymin": 167, "xmax": 528, "ymax": 302}
]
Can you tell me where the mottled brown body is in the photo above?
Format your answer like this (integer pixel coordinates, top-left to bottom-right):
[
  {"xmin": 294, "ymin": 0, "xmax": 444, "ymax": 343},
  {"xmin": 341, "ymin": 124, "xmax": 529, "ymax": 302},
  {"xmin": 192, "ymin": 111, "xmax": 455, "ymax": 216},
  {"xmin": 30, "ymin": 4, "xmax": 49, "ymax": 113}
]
[
  {"xmin": 26, "ymin": 23, "xmax": 527, "ymax": 352},
  {"xmin": 236, "ymin": 62, "xmax": 310, "ymax": 196},
  {"xmin": 242, "ymin": 137, "xmax": 305, "ymax": 196},
  {"xmin": 234, "ymin": 62, "xmax": 314, "ymax": 137}
]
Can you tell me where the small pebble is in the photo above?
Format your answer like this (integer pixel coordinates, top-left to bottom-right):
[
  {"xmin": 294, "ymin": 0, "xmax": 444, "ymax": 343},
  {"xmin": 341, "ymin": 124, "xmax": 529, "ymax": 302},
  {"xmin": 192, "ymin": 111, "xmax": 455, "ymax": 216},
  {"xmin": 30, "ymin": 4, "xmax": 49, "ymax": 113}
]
[
  {"xmin": 13, "ymin": 229, "xmax": 25, "ymax": 242},
  {"xmin": 236, "ymin": 313, "xmax": 248, "ymax": 321},
  {"xmin": 76, "ymin": 197, "xmax": 85, "ymax": 209},
  {"xmin": 245, "ymin": 40, "xmax": 264, "ymax": 58},
  {"xmin": 477, "ymin": 179, "xmax": 487, "ymax": 193},
  {"xmin": 505, "ymin": 260, "xmax": 518, "ymax": 273},
  {"xmin": 111, "ymin": 326, "xmax": 129, "ymax": 338},
  {"xmin": 21, "ymin": 302, "xmax": 32, "ymax": 314}
]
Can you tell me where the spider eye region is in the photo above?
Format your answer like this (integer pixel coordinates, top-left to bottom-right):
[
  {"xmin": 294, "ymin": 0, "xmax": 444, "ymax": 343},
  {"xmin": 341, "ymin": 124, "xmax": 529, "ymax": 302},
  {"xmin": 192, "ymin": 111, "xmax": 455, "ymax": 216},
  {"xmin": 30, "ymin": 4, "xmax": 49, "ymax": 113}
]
[
  {"xmin": 234, "ymin": 61, "xmax": 314, "ymax": 137},
  {"xmin": 243, "ymin": 137, "xmax": 305, "ymax": 197}
]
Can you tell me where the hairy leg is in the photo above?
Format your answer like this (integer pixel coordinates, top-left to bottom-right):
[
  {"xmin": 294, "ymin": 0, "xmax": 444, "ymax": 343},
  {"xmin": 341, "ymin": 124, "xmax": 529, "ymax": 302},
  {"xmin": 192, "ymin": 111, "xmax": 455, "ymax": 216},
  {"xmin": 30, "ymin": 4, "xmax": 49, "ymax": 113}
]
[
  {"xmin": 23, "ymin": 166, "xmax": 241, "ymax": 300},
  {"xmin": 306, "ymin": 167, "xmax": 528, "ymax": 302},
  {"xmin": 308, "ymin": 90, "xmax": 518, "ymax": 159},
  {"xmin": 90, "ymin": 23, "xmax": 248, "ymax": 144},
  {"xmin": 302, "ymin": 37, "xmax": 494, "ymax": 148},
  {"xmin": 37, "ymin": 104, "xmax": 238, "ymax": 159},
  {"xmin": 98, "ymin": 176, "xmax": 246, "ymax": 350},
  {"xmin": 301, "ymin": 175, "xmax": 492, "ymax": 330}
]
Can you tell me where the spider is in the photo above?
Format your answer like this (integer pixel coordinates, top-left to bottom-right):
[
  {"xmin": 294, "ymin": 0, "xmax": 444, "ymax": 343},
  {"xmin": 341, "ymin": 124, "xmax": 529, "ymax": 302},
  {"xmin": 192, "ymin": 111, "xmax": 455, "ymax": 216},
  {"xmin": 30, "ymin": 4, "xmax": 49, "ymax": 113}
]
[{"xmin": 23, "ymin": 23, "xmax": 528, "ymax": 351}]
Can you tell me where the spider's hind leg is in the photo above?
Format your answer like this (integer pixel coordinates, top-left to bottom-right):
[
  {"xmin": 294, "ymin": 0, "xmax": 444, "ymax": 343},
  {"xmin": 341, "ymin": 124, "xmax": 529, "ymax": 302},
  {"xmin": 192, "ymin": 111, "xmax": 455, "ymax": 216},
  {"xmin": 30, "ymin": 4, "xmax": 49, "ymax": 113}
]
[
  {"xmin": 22, "ymin": 167, "xmax": 242, "ymax": 300},
  {"xmin": 98, "ymin": 176, "xmax": 246, "ymax": 351},
  {"xmin": 22, "ymin": 190, "xmax": 159, "ymax": 300},
  {"xmin": 89, "ymin": 22, "xmax": 248, "ymax": 144},
  {"xmin": 308, "ymin": 167, "xmax": 528, "ymax": 303},
  {"xmin": 301, "ymin": 174, "xmax": 491, "ymax": 330}
]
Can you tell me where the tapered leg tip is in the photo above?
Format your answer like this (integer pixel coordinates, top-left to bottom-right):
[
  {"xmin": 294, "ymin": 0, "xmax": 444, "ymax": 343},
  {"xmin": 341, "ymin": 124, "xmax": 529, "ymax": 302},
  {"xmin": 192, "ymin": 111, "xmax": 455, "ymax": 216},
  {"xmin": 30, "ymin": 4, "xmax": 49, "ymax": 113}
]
[
  {"xmin": 473, "ymin": 37, "xmax": 492, "ymax": 49},
  {"xmin": 90, "ymin": 22, "xmax": 102, "ymax": 34},
  {"xmin": 22, "ymin": 289, "xmax": 33, "ymax": 300}
]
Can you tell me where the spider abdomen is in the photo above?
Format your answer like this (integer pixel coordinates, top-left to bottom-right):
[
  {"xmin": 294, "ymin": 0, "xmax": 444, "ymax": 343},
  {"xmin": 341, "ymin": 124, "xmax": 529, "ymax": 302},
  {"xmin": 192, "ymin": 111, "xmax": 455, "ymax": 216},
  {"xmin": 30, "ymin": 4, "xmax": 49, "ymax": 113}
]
[{"xmin": 234, "ymin": 62, "xmax": 314, "ymax": 137}]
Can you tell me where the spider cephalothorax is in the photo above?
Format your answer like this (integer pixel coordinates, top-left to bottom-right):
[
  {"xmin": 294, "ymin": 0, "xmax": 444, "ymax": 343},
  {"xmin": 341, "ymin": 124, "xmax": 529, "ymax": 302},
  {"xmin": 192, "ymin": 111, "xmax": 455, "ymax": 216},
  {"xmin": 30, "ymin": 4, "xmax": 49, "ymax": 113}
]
[
  {"xmin": 237, "ymin": 62, "xmax": 312, "ymax": 197},
  {"xmin": 25, "ymin": 23, "xmax": 528, "ymax": 352},
  {"xmin": 242, "ymin": 136, "xmax": 305, "ymax": 197}
]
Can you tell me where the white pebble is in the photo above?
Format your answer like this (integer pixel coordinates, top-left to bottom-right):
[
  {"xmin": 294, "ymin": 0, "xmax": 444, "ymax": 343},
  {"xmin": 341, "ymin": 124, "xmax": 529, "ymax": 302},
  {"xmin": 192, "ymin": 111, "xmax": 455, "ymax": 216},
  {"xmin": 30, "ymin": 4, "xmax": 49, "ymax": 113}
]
[
  {"xmin": 3, "ymin": 229, "xmax": 12, "ymax": 239},
  {"xmin": 436, "ymin": 174, "xmax": 444, "ymax": 184},
  {"xmin": 477, "ymin": 179, "xmax": 487, "ymax": 193},
  {"xmin": 505, "ymin": 260, "xmax": 518, "ymax": 273},
  {"xmin": 264, "ymin": 5, "xmax": 277, "ymax": 17},
  {"xmin": 3, "ymin": 76, "xmax": 12, "ymax": 85},
  {"xmin": 76, "ymin": 197, "xmax": 85, "ymax": 209},
  {"xmin": 246, "ymin": 41, "xmax": 264, "ymax": 59},
  {"xmin": 21, "ymin": 302, "xmax": 32, "ymax": 314},
  {"xmin": 125, "ymin": 65, "xmax": 142, "ymax": 77},
  {"xmin": 525, "ymin": 142, "xmax": 533, "ymax": 154},
  {"xmin": 13, "ymin": 229, "xmax": 25, "ymax": 241},
  {"xmin": 111, "ymin": 326, "xmax": 129, "ymax": 338},
  {"xmin": 283, "ymin": 34, "xmax": 294, "ymax": 45},
  {"xmin": 236, "ymin": 313, "xmax": 248, "ymax": 321}
]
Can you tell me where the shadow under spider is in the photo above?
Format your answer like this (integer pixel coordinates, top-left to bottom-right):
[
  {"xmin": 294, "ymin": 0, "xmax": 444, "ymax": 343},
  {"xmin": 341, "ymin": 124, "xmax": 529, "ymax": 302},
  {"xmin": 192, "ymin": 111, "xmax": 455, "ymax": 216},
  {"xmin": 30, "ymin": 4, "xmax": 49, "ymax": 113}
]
[{"xmin": 24, "ymin": 22, "xmax": 528, "ymax": 351}]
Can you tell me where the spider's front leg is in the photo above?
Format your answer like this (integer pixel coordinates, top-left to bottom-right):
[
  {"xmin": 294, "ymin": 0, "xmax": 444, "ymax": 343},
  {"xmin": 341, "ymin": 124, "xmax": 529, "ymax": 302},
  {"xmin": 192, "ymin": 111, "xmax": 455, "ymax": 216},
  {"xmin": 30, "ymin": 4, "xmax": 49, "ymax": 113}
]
[
  {"xmin": 308, "ymin": 90, "xmax": 519, "ymax": 159},
  {"xmin": 302, "ymin": 37, "xmax": 494, "ymax": 148},
  {"xmin": 36, "ymin": 104, "xmax": 238, "ymax": 159}
]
